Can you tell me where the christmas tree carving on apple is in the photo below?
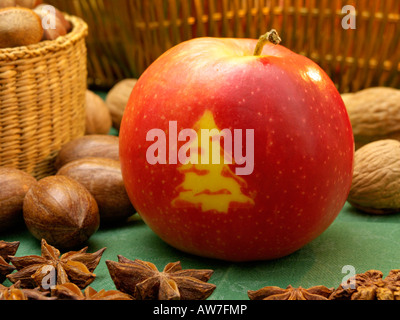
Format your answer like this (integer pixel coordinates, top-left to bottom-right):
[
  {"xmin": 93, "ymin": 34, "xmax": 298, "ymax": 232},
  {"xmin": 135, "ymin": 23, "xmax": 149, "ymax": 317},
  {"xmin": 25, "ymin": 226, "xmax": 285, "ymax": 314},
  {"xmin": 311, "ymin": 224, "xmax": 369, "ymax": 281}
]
[{"xmin": 171, "ymin": 110, "xmax": 255, "ymax": 214}]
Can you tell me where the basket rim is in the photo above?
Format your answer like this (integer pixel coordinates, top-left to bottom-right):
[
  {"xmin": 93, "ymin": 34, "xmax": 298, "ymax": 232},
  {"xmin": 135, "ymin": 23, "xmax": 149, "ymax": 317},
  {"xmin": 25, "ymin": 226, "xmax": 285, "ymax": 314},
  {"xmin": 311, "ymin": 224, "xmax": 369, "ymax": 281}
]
[{"xmin": 0, "ymin": 14, "xmax": 88, "ymax": 61}]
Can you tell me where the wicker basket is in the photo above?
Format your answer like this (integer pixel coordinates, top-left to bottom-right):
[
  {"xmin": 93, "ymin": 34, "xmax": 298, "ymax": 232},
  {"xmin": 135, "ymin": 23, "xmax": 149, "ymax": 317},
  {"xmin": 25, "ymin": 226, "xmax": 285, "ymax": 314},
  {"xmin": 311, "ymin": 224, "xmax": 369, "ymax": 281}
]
[
  {"xmin": 0, "ymin": 15, "xmax": 88, "ymax": 179},
  {"xmin": 48, "ymin": 0, "xmax": 399, "ymax": 92}
]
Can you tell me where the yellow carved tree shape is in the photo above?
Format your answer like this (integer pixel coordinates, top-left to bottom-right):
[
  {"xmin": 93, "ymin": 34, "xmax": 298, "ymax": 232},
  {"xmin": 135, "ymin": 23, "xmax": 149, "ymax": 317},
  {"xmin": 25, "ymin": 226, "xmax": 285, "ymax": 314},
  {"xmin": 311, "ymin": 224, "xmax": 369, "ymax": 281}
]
[{"xmin": 171, "ymin": 110, "xmax": 254, "ymax": 214}]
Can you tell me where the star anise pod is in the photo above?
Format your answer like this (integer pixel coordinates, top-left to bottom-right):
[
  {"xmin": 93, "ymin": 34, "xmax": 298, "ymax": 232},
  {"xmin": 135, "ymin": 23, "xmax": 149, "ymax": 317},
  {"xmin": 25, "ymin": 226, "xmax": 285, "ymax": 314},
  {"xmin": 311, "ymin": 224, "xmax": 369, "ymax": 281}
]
[
  {"xmin": 106, "ymin": 256, "xmax": 216, "ymax": 300},
  {"xmin": 0, "ymin": 281, "xmax": 55, "ymax": 300},
  {"xmin": 248, "ymin": 284, "xmax": 333, "ymax": 300},
  {"xmin": 0, "ymin": 241, "xmax": 20, "ymax": 282},
  {"xmin": 7, "ymin": 239, "xmax": 106, "ymax": 290},
  {"xmin": 51, "ymin": 282, "xmax": 134, "ymax": 300},
  {"xmin": 331, "ymin": 269, "xmax": 400, "ymax": 300}
]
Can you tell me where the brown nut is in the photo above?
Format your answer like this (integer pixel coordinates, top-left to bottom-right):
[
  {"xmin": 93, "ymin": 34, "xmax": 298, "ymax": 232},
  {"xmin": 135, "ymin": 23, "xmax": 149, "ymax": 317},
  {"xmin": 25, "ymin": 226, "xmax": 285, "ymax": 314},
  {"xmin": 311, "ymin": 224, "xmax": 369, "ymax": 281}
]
[
  {"xmin": 342, "ymin": 87, "xmax": 400, "ymax": 149},
  {"xmin": 23, "ymin": 175, "xmax": 100, "ymax": 249},
  {"xmin": 105, "ymin": 79, "xmax": 137, "ymax": 130},
  {"xmin": 0, "ymin": 168, "xmax": 37, "ymax": 232},
  {"xmin": 57, "ymin": 157, "xmax": 136, "ymax": 224},
  {"xmin": 0, "ymin": 0, "xmax": 42, "ymax": 9},
  {"xmin": 85, "ymin": 90, "xmax": 113, "ymax": 135},
  {"xmin": 17, "ymin": 0, "xmax": 42, "ymax": 8},
  {"xmin": 41, "ymin": 15, "xmax": 66, "ymax": 40},
  {"xmin": 0, "ymin": 0, "xmax": 17, "ymax": 8},
  {"xmin": 55, "ymin": 135, "xmax": 119, "ymax": 170},
  {"xmin": 34, "ymin": 3, "xmax": 72, "ymax": 37},
  {"xmin": 348, "ymin": 139, "xmax": 400, "ymax": 214},
  {"xmin": 35, "ymin": 3, "xmax": 71, "ymax": 30},
  {"xmin": 0, "ymin": 7, "xmax": 43, "ymax": 48},
  {"xmin": 33, "ymin": 4, "xmax": 67, "ymax": 40}
]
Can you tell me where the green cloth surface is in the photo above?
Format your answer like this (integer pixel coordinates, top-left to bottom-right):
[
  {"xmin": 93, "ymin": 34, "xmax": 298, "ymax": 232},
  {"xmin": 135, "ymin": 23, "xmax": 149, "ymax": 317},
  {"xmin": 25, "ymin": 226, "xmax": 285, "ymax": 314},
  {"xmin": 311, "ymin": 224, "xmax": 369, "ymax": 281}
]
[
  {"xmin": 2, "ymin": 90, "xmax": 398, "ymax": 300},
  {"xmin": 2, "ymin": 202, "xmax": 400, "ymax": 300}
]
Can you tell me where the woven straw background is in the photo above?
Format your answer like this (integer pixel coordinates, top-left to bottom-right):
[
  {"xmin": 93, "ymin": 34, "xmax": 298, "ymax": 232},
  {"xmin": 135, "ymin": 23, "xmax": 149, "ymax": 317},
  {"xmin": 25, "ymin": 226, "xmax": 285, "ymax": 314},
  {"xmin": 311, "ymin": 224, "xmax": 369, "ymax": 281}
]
[{"xmin": 48, "ymin": 0, "xmax": 399, "ymax": 92}]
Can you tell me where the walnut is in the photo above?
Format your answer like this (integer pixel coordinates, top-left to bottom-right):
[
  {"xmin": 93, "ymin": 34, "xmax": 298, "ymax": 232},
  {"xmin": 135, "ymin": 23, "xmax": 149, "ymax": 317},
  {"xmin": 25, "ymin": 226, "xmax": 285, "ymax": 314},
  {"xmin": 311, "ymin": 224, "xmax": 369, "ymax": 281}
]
[
  {"xmin": 342, "ymin": 87, "xmax": 400, "ymax": 149},
  {"xmin": 330, "ymin": 269, "xmax": 400, "ymax": 300},
  {"xmin": 347, "ymin": 139, "xmax": 400, "ymax": 214}
]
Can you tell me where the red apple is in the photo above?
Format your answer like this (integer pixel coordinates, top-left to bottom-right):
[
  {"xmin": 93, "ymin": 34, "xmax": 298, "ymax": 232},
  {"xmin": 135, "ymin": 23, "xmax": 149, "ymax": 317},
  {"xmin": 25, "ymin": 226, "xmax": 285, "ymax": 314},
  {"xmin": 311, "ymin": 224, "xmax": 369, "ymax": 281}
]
[{"xmin": 119, "ymin": 31, "xmax": 354, "ymax": 262}]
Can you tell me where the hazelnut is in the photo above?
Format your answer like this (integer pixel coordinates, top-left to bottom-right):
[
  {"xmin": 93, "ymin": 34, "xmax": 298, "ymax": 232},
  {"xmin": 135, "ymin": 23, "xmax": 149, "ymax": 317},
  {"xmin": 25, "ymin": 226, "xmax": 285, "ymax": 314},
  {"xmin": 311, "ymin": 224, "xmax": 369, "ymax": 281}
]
[
  {"xmin": 0, "ymin": 7, "xmax": 43, "ymax": 48},
  {"xmin": 35, "ymin": 3, "xmax": 71, "ymax": 30},
  {"xmin": 54, "ymin": 134, "xmax": 119, "ymax": 170},
  {"xmin": 57, "ymin": 157, "xmax": 136, "ymax": 224},
  {"xmin": 85, "ymin": 90, "xmax": 113, "ymax": 135},
  {"xmin": 0, "ymin": 0, "xmax": 16, "ymax": 8},
  {"xmin": 33, "ymin": 5, "xmax": 65, "ymax": 40},
  {"xmin": 16, "ymin": 0, "xmax": 42, "ymax": 8},
  {"xmin": 106, "ymin": 79, "xmax": 137, "ymax": 130},
  {"xmin": 0, "ymin": 0, "xmax": 42, "ymax": 9},
  {"xmin": 23, "ymin": 175, "xmax": 100, "ymax": 249},
  {"xmin": 34, "ymin": 3, "xmax": 72, "ymax": 41},
  {"xmin": 0, "ymin": 167, "xmax": 37, "ymax": 232}
]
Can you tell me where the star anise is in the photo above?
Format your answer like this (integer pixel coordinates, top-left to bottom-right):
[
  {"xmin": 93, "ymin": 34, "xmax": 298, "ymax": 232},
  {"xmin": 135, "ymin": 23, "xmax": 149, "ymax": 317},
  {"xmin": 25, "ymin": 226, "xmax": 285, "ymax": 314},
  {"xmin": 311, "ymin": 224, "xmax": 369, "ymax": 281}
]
[
  {"xmin": 0, "ymin": 281, "xmax": 55, "ymax": 300},
  {"xmin": 0, "ymin": 241, "xmax": 20, "ymax": 282},
  {"xmin": 330, "ymin": 269, "xmax": 400, "ymax": 300},
  {"xmin": 248, "ymin": 285, "xmax": 334, "ymax": 300},
  {"xmin": 51, "ymin": 282, "xmax": 134, "ymax": 300},
  {"xmin": 106, "ymin": 256, "xmax": 216, "ymax": 300},
  {"xmin": 7, "ymin": 239, "xmax": 106, "ymax": 290}
]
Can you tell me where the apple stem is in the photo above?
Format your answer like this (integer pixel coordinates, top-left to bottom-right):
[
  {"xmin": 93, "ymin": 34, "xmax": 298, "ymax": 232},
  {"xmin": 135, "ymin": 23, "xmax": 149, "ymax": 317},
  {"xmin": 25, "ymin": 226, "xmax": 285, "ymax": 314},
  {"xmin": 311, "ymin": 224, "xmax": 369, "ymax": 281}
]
[{"xmin": 253, "ymin": 29, "xmax": 282, "ymax": 56}]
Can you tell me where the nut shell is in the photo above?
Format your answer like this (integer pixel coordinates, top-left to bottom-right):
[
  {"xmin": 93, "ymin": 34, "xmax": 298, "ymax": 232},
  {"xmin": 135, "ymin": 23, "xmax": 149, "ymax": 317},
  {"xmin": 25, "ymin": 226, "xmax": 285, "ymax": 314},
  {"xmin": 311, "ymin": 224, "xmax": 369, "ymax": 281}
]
[
  {"xmin": 0, "ymin": 0, "xmax": 16, "ymax": 8},
  {"xmin": 57, "ymin": 157, "xmax": 136, "ymax": 223},
  {"xmin": 34, "ymin": 3, "xmax": 71, "ymax": 31},
  {"xmin": 16, "ymin": 0, "xmax": 43, "ymax": 8},
  {"xmin": 0, "ymin": 0, "xmax": 42, "ymax": 9},
  {"xmin": 85, "ymin": 90, "xmax": 112, "ymax": 135},
  {"xmin": 343, "ymin": 87, "xmax": 400, "ymax": 149},
  {"xmin": 348, "ymin": 139, "xmax": 400, "ymax": 214},
  {"xmin": 23, "ymin": 175, "xmax": 100, "ymax": 248},
  {"xmin": 106, "ymin": 79, "xmax": 137, "ymax": 130},
  {"xmin": 0, "ymin": 168, "xmax": 37, "ymax": 232},
  {"xmin": 55, "ymin": 135, "xmax": 119, "ymax": 170},
  {"xmin": 0, "ymin": 7, "xmax": 43, "ymax": 48},
  {"xmin": 33, "ymin": 5, "xmax": 67, "ymax": 40}
]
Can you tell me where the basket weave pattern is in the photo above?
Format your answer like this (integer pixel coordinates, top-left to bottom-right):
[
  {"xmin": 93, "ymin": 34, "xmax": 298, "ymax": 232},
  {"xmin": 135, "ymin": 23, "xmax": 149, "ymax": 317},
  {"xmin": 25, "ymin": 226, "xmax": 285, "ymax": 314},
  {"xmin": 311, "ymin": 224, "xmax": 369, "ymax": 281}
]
[
  {"xmin": 49, "ymin": 0, "xmax": 399, "ymax": 92},
  {"xmin": 0, "ymin": 15, "xmax": 88, "ymax": 179}
]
